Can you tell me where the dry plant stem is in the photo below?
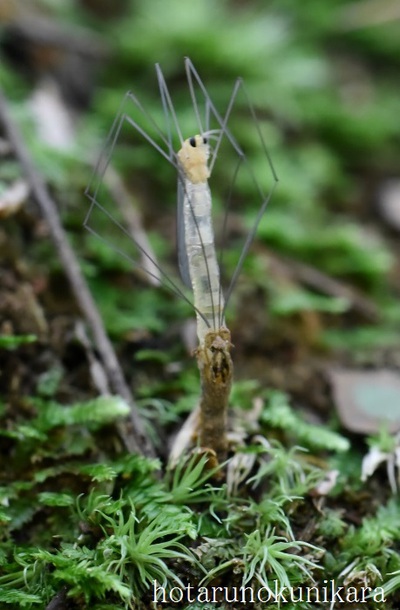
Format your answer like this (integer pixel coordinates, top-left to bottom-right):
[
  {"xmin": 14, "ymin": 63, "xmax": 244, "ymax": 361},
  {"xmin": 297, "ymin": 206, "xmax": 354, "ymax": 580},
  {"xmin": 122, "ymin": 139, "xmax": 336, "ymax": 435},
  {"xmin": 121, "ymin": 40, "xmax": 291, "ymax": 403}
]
[
  {"xmin": 168, "ymin": 403, "xmax": 200, "ymax": 467},
  {"xmin": 44, "ymin": 587, "xmax": 69, "ymax": 610},
  {"xmin": 2, "ymin": 9, "xmax": 108, "ymax": 59},
  {"xmin": 339, "ymin": 0, "xmax": 400, "ymax": 30},
  {"xmin": 0, "ymin": 89, "xmax": 155, "ymax": 459},
  {"xmin": 196, "ymin": 328, "xmax": 233, "ymax": 462}
]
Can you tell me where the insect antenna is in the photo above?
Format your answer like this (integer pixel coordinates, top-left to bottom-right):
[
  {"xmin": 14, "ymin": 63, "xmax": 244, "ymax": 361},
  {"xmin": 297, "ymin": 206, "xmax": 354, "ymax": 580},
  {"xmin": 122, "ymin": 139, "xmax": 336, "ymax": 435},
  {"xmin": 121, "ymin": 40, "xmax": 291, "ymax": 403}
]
[
  {"xmin": 205, "ymin": 98, "xmax": 212, "ymax": 134},
  {"xmin": 184, "ymin": 58, "xmax": 244, "ymax": 167},
  {"xmin": 155, "ymin": 63, "xmax": 183, "ymax": 155},
  {"xmin": 209, "ymin": 78, "xmax": 244, "ymax": 177},
  {"xmin": 185, "ymin": 59, "xmax": 204, "ymax": 137}
]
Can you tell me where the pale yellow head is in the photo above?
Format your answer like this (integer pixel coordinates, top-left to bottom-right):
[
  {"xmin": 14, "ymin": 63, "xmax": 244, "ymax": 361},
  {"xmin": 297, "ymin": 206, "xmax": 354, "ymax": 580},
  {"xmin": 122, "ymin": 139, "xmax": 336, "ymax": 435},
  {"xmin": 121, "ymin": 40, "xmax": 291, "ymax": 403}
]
[{"xmin": 177, "ymin": 135, "xmax": 210, "ymax": 184}]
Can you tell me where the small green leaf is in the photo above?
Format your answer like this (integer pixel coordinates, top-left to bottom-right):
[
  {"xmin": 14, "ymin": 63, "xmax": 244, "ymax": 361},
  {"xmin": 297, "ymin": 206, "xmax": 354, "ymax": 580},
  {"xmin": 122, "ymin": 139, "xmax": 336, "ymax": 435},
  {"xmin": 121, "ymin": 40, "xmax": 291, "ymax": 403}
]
[
  {"xmin": 134, "ymin": 349, "xmax": 170, "ymax": 363},
  {"xmin": 37, "ymin": 367, "xmax": 64, "ymax": 398},
  {"xmin": 271, "ymin": 288, "xmax": 349, "ymax": 315},
  {"xmin": 38, "ymin": 492, "xmax": 75, "ymax": 507},
  {"xmin": 0, "ymin": 590, "xmax": 42, "ymax": 604},
  {"xmin": 262, "ymin": 391, "xmax": 350, "ymax": 452},
  {"xmin": 68, "ymin": 395, "xmax": 131, "ymax": 425},
  {"xmin": 0, "ymin": 335, "xmax": 37, "ymax": 349},
  {"xmin": 79, "ymin": 463, "xmax": 118, "ymax": 482}
]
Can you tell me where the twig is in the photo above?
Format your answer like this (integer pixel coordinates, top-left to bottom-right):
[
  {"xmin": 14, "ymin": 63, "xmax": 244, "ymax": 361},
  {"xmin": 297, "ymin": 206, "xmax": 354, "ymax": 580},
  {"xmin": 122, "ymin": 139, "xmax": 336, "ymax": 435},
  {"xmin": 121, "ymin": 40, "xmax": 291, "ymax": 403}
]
[
  {"xmin": 0, "ymin": 178, "xmax": 29, "ymax": 218},
  {"xmin": 338, "ymin": 0, "xmax": 400, "ymax": 30},
  {"xmin": 168, "ymin": 404, "xmax": 200, "ymax": 467},
  {"xmin": 2, "ymin": 11, "xmax": 108, "ymax": 60},
  {"xmin": 0, "ymin": 88, "xmax": 155, "ymax": 459},
  {"xmin": 44, "ymin": 587, "xmax": 69, "ymax": 610},
  {"xmin": 74, "ymin": 320, "xmax": 111, "ymax": 396}
]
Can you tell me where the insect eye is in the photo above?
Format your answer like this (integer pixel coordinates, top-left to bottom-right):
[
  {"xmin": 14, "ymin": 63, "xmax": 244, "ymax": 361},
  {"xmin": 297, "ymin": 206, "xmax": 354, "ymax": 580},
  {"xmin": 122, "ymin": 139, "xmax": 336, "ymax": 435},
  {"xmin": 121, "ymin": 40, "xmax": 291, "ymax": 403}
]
[
  {"xmin": 189, "ymin": 137, "xmax": 196, "ymax": 147},
  {"xmin": 203, "ymin": 137, "xmax": 208, "ymax": 144}
]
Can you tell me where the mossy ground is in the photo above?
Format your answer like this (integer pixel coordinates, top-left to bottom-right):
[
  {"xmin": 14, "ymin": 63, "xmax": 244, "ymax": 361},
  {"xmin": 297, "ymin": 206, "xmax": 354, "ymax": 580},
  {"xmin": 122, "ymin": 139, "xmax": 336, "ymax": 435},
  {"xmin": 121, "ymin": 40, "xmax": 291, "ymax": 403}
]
[{"xmin": 1, "ymin": 1, "xmax": 400, "ymax": 608}]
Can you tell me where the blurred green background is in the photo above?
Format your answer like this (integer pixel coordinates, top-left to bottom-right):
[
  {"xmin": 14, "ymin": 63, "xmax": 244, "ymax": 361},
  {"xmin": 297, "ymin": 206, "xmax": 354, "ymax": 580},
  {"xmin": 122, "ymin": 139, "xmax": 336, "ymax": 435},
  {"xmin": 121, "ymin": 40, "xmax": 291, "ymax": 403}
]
[{"xmin": 1, "ymin": 0, "xmax": 400, "ymax": 356}]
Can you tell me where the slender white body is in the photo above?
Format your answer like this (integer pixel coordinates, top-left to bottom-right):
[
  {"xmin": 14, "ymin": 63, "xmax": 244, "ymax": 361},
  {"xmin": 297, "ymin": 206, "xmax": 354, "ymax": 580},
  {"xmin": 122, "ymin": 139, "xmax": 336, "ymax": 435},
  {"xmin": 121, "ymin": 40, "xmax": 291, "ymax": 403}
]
[
  {"xmin": 181, "ymin": 179, "xmax": 225, "ymax": 342},
  {"xmin": 177, "ymin": 136, "xmax": 225, "ymax": 344}
]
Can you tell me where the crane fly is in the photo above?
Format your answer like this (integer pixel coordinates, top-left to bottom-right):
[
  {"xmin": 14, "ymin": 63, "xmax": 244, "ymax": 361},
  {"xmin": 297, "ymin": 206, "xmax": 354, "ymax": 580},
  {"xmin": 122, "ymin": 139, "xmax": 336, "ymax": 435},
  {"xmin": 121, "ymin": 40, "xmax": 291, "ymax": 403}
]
[{"xmin": 85, "ymin": 58, "xmax": 278, "ymax": 462}]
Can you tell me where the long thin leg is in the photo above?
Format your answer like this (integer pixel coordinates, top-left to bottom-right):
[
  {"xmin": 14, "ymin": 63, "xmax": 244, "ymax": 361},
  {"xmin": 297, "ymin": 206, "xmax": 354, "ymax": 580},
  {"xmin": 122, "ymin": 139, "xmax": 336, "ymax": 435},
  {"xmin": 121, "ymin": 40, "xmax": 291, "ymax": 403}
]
[
  {"xmin": 184, "ymin": 58, "xmax": 244, "ymax": 161},
  {"xmin": 84, "ymin": 89, "xmax": 211, "ymax": 330},
  {"xmin": 185, "ymin": 59, "xmax": 204, "ymax": 137},
  {"xmin": 183, "ymin": 68, "xmax": 278, "ymax": 324},
  {"xmin": 209, "ymin": 77, "xmax": 244, "ymax": 176},
  {"xmin": 86, "ymin": 89, "xmax": 177, "ymax": 220},
  {"xmin": 155, "ymin": 63, "xmax": 183, "ymax": 155},
  {"xmin": 217, "ymin": 155, "xmax": 244, "ymax": 328},
  {"xmin": 222, "ymin": 84, "xmax": 279, "ymax": 316}
]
